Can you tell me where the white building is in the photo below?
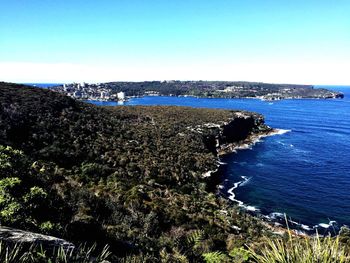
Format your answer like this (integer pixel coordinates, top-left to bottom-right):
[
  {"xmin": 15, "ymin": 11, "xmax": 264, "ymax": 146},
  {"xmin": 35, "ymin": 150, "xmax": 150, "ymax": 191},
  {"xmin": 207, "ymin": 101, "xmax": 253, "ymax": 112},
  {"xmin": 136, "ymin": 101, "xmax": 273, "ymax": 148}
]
[{"xmin": 117, "ymin": 92, "xmax": 125, "ymax": 101}]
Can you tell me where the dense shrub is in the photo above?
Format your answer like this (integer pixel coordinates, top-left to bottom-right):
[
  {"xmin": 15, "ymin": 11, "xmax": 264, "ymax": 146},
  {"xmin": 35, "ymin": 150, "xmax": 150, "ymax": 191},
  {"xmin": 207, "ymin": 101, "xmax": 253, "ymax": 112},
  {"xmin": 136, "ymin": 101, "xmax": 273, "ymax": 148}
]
[{"xmin": 0, "ymin": 83, "xmax": 269, "ymax": 261}]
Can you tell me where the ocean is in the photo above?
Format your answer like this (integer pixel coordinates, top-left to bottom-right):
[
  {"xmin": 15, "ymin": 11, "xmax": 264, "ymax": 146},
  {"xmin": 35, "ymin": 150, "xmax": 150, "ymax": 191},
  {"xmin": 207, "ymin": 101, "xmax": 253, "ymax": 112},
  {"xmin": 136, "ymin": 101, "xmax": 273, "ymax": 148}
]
[
  {"xmin": 119, "ymin": 86, "xmax": 350, "ymax": 233},
  {"xmin": 25, "ymin": 83, "xmax": 62, "ymax": 88}
]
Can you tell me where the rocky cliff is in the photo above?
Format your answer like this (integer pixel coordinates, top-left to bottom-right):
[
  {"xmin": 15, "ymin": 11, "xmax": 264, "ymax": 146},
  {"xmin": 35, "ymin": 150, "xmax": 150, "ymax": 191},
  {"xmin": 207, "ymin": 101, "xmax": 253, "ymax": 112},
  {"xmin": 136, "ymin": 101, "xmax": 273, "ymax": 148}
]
[{"xmin": 199, "ymin": 111, "xmax": 273, "ymax": 157}]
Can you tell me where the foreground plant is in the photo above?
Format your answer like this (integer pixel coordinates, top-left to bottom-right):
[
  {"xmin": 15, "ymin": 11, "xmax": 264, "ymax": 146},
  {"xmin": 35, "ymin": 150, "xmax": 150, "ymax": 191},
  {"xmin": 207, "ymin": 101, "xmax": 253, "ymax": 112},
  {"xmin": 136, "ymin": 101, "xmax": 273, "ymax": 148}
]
[
  {"xmin": 249, "ymin": 232, "xmax": 350, "ymax": 263},
  {"xmin": 0, "ymin": 242, "xmax": 111, "ymax": 263}
]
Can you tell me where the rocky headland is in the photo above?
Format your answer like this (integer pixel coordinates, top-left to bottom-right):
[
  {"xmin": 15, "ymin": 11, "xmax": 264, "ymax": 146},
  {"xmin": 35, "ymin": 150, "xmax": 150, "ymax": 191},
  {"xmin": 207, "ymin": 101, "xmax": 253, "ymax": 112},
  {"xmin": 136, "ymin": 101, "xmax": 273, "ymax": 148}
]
[{"xmin": 2, "ymin": 82, "xmax": 343, "ymax": 261}]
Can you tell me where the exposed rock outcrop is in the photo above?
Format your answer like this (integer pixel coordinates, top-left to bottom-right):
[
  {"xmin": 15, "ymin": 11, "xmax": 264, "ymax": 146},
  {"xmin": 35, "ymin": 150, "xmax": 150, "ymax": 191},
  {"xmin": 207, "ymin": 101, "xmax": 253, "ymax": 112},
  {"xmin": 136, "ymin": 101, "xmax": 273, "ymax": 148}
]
[
  {"xmin": 0, "ymin": 226, "xmax": 74, "ymax": 249},
  {"xmin": 200, "ymin": 111, "xmax": 273, "ymax": 157},
  {"xmin": 197, "ymin": 111, "xmax": 273, "ymax": 185}
]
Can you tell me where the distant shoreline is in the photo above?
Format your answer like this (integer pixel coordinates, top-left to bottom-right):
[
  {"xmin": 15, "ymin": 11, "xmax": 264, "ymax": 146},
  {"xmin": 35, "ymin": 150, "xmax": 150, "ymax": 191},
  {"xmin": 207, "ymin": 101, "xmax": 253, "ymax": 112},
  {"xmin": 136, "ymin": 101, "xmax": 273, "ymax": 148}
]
[{"xmin": 35, "ymin": 80, "xmax": 344, "ymax": 101}]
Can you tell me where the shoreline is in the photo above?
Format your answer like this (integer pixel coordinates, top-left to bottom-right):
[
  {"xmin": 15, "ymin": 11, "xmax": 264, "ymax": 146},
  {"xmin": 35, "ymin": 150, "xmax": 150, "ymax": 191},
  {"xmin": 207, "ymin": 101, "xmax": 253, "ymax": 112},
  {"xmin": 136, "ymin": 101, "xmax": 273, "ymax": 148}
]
[
  {"xmin": 217, "ymin": 128, "xmax": 287, "ymax": 156},
  {"xmin": 82, "ymin": 94, "xmax": 345, "ymax": 105},
  {"xmin": 140, "ymin": 93, "xmax": 344, "ymax": 100},
  {"xmin": 214, "ymin": 128, "xmax": 341, "ymax": 237}
]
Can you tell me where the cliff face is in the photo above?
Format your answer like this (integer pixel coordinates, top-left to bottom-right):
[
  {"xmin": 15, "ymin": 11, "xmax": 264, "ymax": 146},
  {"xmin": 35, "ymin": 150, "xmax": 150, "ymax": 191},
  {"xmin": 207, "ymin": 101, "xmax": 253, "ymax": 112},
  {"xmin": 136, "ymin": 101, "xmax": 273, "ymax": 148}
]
[{"xmin": 202, "ymin": 112, "xmax": 272, "ymax": 157}]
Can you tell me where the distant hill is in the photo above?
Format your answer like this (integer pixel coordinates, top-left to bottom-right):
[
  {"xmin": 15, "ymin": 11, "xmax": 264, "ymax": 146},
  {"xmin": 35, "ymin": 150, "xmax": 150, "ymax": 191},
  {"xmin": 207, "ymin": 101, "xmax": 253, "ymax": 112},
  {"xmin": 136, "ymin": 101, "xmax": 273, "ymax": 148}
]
[{"xmin": 51, "ymin": 80, "xmax": 344, "ymax": 101}]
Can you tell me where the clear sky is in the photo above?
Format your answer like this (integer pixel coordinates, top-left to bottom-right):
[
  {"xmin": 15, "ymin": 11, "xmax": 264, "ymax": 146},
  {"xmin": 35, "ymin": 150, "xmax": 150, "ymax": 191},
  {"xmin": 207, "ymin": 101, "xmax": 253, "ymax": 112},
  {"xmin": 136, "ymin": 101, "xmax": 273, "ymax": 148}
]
[{"xmin": 0, "ymin": 0, "xmax": 349, "ymax": 84}]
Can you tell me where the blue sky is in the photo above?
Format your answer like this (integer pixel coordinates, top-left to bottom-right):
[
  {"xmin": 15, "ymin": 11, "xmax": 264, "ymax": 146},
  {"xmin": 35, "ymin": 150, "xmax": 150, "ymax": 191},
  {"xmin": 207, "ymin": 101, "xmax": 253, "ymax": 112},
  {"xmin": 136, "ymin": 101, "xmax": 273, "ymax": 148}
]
[{"xmin": 0, "ymin": 0, "xmax": 349, "ymax": 84}]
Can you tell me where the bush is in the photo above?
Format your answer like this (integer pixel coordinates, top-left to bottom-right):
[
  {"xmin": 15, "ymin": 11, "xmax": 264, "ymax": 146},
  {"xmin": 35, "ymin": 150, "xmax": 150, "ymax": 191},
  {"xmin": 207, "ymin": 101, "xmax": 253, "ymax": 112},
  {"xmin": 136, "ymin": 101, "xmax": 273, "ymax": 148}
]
[{"xmin": 249, "ymin": 233, "xmax": 350, "ymax": 263}]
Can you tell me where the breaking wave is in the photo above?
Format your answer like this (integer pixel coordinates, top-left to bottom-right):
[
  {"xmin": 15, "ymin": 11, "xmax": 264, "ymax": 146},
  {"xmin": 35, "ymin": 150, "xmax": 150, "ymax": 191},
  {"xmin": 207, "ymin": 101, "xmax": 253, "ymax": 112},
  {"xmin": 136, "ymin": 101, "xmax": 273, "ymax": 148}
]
[{"xmin": 227, "ymin": 176, "xmax": 259, "ymax": 212}]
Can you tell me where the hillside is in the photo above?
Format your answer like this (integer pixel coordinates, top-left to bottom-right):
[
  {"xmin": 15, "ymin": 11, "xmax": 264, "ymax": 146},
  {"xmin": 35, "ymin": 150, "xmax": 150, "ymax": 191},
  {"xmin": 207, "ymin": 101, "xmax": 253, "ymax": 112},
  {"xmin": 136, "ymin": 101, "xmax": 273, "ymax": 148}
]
[
  {"xmin": 1, "ymin": 82, "xmax": 349, "ymax": 262},
  {"xmin": 0, "ymin": 82, "xmax": 275, "ymax": 260}
]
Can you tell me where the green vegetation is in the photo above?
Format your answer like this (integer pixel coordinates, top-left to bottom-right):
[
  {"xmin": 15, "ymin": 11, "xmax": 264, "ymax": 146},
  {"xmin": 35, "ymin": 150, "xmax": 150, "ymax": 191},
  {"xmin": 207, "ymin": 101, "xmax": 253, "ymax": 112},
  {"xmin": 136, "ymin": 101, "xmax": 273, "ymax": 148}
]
[
  {"xmin": 61, "ymin": 80, "xmax": 342, "ymax": 100},
  {"xmin": 249, "ymin": 232, "xmax": 350, "ymax": 263},
  {"xmin": 0, "ymin": 242, "xmax": 110, "ymax": 263},
  {"xmin": 100, "ymin": 81, "xmax": 316, "ymax": 98},
  {"xmin": 0, "ymin": 83, "xmax": 267, "ymax": 261},
  {"xmin": 0, "ymin": 82, "xmax": 349, "ymax": 262}
]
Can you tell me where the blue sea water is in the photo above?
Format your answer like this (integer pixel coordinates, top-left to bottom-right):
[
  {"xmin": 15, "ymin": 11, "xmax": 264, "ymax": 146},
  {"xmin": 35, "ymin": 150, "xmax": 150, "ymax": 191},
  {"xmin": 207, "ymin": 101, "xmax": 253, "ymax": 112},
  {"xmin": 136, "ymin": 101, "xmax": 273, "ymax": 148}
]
[
  {"xmin": 24, "ymin": 83, "xmax": 62, "ymax": 88},
  {"xmin": 106, "ymin": 86, "xmax": 350, "ymax": 231}
]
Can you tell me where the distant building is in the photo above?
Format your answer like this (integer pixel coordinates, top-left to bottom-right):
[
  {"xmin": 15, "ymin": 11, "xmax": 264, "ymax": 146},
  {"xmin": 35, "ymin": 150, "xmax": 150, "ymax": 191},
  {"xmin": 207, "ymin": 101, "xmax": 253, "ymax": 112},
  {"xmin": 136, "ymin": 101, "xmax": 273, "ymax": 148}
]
[
  {"xmin": 73, "ymin": 91, "xmax": 82, "ymax": 98},
  {"xmin": 101, "ymin": 91, "xmax": 110, "ymax": 99},
  {"xmin": 117, "ymin": 92, "xmax": 125, "ymax": 101},
  {"xmin": 145, "ymin": 91, "xmax": 160, "ymax": 96}
]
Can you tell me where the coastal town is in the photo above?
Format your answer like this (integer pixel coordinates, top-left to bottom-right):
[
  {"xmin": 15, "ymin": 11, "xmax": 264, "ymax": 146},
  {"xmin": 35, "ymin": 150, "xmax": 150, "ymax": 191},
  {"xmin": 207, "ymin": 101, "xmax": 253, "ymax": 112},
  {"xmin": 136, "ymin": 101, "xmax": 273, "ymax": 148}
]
[
  {"xmin": 52, "ymin": 82, "xmax": 126, "ymax": 102},
  {"xmin": 50, "ymin": 81, "xmax": 344, "ymax": 102}
]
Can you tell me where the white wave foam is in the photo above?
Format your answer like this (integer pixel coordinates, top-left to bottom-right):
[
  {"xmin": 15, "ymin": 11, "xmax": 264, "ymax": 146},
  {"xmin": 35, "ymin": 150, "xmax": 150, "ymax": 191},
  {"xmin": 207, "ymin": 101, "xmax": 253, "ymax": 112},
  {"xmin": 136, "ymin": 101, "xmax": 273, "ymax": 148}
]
[
  {"xmin": 235, "ymin": 143, "xmax": 253, "ymax": 151},
  {"xmin": 301, "ymin": 224, "xmax": 312, "ymax": 231},
  {"xmin": 227, "ymin": 176, "xmax": 258, "ymax": 211},
  {"xmin": 269, "ymin": 212, "xmax": 285, "ymax": 219},
  {"xmin": 266, "ymin": 213, "xmax": 315, "ymax": 232},
  {"xmin": 240, "ymin": 176, "xmax": 252, "ymax": 187},
  {"xmin": 232, "ymin": 128, "xmax": 291, "ymax": 153},
  {"xmin": 271, "ymin": 129, "xmax": 292, "ymax": 135},
  {"xmin": 317, "ymin": 223, "xmax": 331, "ymax": 229},
  {"xmin": 288, "ymin": 219, "xmax": 299, "ymax": 225},
  {"xmin": 314, "ymin": 220, "xmax": 337, "ymax": 229},
  {"xmin": 245, "ymin": 205, "xmax": 260, "ymax": 212}
]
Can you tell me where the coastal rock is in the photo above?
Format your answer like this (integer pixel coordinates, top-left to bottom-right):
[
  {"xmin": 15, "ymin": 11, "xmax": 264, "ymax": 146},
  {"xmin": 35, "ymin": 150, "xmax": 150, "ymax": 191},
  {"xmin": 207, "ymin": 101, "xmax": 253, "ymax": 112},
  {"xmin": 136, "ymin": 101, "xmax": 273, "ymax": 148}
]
[
  {"xmin": 0, "ymin": 226, "xmax": 74, "ymax": 249},
  {"xmin": 200, "ymin": 111, "xmax": 273, "ymax": 157},
  {"xmin": 200, "ymin": 111, "xmax": 273, "ymax": 187}
]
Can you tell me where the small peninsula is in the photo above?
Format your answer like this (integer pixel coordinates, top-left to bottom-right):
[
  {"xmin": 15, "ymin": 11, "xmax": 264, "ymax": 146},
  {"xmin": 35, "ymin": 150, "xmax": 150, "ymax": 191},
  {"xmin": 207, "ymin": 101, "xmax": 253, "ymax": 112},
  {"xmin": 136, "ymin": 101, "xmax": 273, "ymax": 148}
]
[{"xmin": 50, "ymin": 81, "xmax": 344, "ymax": 101}]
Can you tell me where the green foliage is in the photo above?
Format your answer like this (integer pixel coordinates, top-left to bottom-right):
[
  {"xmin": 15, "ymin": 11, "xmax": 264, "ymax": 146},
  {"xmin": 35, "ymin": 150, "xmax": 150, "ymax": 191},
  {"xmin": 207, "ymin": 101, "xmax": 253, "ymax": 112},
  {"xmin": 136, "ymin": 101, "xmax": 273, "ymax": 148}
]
[
  {"xmin": 339, "ymin": 226, "xmax": 350, "ymax": 246},
  {"xmin": 229, "ymin": 247, "xmax": 251, "ymax": 262},
  {"xmin": 0, "ymin": 176, "xmax": 23, "ymax": 224},
  {"xmin": 160, "ymin": 248, "xmax": 189, "ymax": 263},
  {"xmin": 203, "ymin": 251, "xmax": 230, "ymax": 263},
  {"xmin": 0, "ymin": 83, "xmax": 273, "ymax": 261},
  {"xmin": 0, "ymin": 145, "xmax": 68, "ymax": 234},
  {"xmin": 0, "ymin": 242, "xmax": 111, "ymax": 263},
  {"xmin": 116, "ymin": 253, "xmax": 157, "ymax": 263},
  {"xmin": 39, "ymin": 221, "xmax": 54, "ymax": 233},
  {"xmin": 75, "ymin": 80, "xmax": 316, "ymax": 98},
  {"xmin": 186, "ymin": 230, "xmax": 204, "ymax": 248},
  {"xmin": 249, "ymin": 234, "xmax": 350, "ymax": 263},
  {"xmin": 24, "ymin": 186, "xmax": 48, "ymax": 204}
]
